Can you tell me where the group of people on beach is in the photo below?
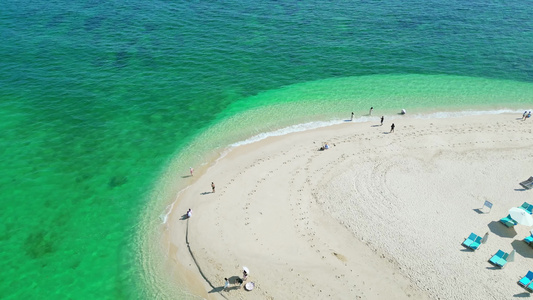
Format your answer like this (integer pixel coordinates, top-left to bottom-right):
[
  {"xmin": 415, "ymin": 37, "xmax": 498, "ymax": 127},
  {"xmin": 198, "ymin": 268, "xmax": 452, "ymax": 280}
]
[
  {"xmin": 350, "ymin": 107, "xmax": 401, "ymax": 133},
  {"xmin": 523, "ymin": 111, "xmax": 531, "ymax": 120},
  {"xmin": 223, "ymin": 269, "xmax": 249, "ymax": 292}
]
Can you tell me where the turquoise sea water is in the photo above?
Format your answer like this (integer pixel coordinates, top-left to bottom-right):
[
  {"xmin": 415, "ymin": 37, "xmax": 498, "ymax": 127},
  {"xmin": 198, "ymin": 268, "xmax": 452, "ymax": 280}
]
[{"xmin": 1, "ymin": 0, "xmax": 533, "ymax": 299}]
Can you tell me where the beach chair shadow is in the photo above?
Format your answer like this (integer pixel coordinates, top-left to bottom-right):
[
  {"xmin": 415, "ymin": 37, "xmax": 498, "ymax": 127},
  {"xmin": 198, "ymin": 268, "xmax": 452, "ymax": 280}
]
[
  {"xmin": 488, "ymin": 221, "xmax": 517, "ymax": 238},
  {"xmin": 511, "ymin": 240, "xmax": 533, "ymax": 259},
  {"xmin": 473, "ymin": 208, "xmax": 485, "ymax": 214},
  {"xmin": 513, "ymin": 292, "xmax": 531, "ymax": 297}
]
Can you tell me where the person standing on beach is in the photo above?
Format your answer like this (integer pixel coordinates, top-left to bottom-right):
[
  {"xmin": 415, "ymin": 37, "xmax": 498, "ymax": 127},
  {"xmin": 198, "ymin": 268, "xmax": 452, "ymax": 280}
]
[
  {"xmin": 211, "ymin": 182, "xmax": 215, "ymax": 193},
  {"xmin": 223, "ymin": 278, "xmax": 229, "ymax": 291},
  {"xmin": 390, "ymin": 123, "xmax": 395, "ymax": 133},
  {"xmin": 190, "ymin": 167, "xmax": 194, "ymax": 176},
  {"xmin": 350, "ymin": 112, "xmax": 354, "ymax": 121},
  {"xmin": 369, "ymin": 107, "xmax": 373, "ymax": 115},
  {"xmin": 380, "ymin": 116, "xmax": 384, "ymax": 126},
  {"xmin": 523, "ymin": 111, "xmax": 528, "ymax": 120}
]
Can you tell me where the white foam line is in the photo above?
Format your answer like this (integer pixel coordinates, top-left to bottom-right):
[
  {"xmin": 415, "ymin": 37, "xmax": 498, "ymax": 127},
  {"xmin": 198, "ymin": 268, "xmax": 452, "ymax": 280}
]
[
  {"xmin": 410, "ymin": 108, "xmax": 524, "ymax": 119},
  {"xmin": 216, "ymin": 109, "xmax": 525, "ymax": 158},
  {"xmin": 160, "ymin": 185, "xmax": 191, "ymax": 224}
]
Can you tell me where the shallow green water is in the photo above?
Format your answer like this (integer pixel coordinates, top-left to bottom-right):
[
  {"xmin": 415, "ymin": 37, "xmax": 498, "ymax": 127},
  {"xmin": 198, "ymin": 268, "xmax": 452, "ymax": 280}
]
[{"xmin": 1, "ymin": 0, "xmax": 533, "ymax": 299}]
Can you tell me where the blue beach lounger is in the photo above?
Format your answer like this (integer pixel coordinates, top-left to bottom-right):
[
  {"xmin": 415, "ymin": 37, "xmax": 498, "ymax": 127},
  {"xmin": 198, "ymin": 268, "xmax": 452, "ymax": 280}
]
[
  {"xmin": 495, "ymin": 252, "xmax": 509, "ymax": 268},
  {"xmin": 519, "ymin": 271, "xmax": 533, "ymax": 287},
  {"xmin": 500, "ymin": 214, "xmax": 518, "ymax": 227},
  {"xmin": 462, "ymin": 233, "xmax": 478, "ymax": 248},
  {"xmin": 469, "ymin": 236, "xmax": 483, "ymax": 250},
  {"xmin": 489, "ymin": 250, "xmax": 505, "ymax": 265},
  {"xmin": 519, "ymin": 202, "xmax": 533, "ymax": 214},
  {"xmin": 525, "ymin": 234, "xmax": 533, "ymax": 245}
]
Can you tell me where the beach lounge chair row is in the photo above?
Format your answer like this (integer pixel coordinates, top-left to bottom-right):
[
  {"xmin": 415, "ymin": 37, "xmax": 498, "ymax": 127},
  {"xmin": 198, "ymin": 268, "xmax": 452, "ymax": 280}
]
[
  {"xmin": 500, "ymin": 214, "xmax": 518, "ymax": 227},
  {"xmin": 518, "ymin": 271, "xmax": 533, "ymax": 292},
  {"xmin": 461, "ymin": 233, "xmax": 516, "ymax": 269},
  {"xmin": 519, "ymin": 202, "xmax": 533, "ymax": 214},
  {"xmin": 498, "ymin": 202, "xmax": 533, "ymax": 228},
  {"xmin": 462, "ymin": 233, "xmax": 483, "ymax": 250}
]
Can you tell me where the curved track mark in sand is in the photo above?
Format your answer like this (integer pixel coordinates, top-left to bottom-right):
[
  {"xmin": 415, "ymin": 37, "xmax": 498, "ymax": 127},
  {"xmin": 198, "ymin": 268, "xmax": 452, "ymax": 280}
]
[{"xmin": 185, "ymin": 219, "xmax": 228, "ymax": 300}]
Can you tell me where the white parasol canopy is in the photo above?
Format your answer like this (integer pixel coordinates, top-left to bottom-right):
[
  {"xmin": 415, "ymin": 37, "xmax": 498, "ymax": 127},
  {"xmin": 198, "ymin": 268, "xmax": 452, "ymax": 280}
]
[
  {"xmin": 245, "ymin": 282, "xmax": 255, "ymax": 291},
  {"xmin": 243, "ymin": 266, "xmax": 249, "ymax": 274},
  {"xmin": 509, "ymin": 207, "xmax": 533, "ymax": 226}
]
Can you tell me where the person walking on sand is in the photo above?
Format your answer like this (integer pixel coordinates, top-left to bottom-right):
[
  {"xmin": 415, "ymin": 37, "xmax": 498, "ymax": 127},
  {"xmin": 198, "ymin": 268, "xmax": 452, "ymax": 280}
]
[
  {"xmin": 380, "ymin": 116, "xmax": 384, "ymax": 126},
  {"xmin": 523, "ymin": 111, "xmax": 528, "ymax": 120},
  {"xmin": 369, "ymin": 107, "xmax": 373, "ymax": 115},
  {"xmin": 390, "ymin": 123, "xmax": 395, "ymax": 133},
  {"xmin": 190, "ymin": 167, "xmax": 194, "ymax": 176},
  {"xmin": 187, "ymin": 209, "xmax": 192, "ymax": 218},
  {"xmin": 211, "ymin": 182, "xmax": 215, "ymax": 193},
  {"xmin": 223, "ymin": 278, "xmax": 229, "ymax": 291},
  {"xmin": 350, "ymin": 112, "xmax": 354, "ymax": 121}
]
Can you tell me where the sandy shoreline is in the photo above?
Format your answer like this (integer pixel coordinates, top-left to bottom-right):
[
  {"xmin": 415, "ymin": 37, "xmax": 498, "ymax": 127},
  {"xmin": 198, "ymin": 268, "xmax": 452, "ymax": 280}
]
[{"xmin": 161, "ymin": 112, "xmax": 533, "ymax": 299}]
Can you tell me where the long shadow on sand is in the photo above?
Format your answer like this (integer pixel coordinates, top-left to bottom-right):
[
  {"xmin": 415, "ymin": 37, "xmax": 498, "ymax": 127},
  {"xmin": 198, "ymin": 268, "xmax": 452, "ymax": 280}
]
[
  {"xmin": 208, "ymin": 286, "xmax": 224, "ymax": 294},
  {"xmin": 488, "ymin": 221, "xmax": 517, "ymax": 238},
  {"xmin": 511, "ymin": 240, "xmax": 533, "ymax": 259}
]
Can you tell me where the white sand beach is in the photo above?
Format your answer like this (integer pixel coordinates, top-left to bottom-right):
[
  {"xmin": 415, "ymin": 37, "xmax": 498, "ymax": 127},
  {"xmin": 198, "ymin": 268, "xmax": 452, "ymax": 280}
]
[{"xmin": 162, "ymin": 112, "xmax": 533, "ymax": 299}]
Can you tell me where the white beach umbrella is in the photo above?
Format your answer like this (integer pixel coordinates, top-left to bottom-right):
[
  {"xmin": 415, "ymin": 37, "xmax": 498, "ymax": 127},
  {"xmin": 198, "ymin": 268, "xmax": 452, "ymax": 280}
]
[
  {"xmin": 509, "ymin": 207, "xmax": 533, "ymax": 226},
  {"xmin": 481, "ymin": 232, "xmax": 489, "ymax": 244},
  {"xmin": 245, "ymin": 282, "xmax": 255, "ymax": 291},
  {"xmin": 243, "ymin": 266, "xmax": 250, "ymax": 274}
]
